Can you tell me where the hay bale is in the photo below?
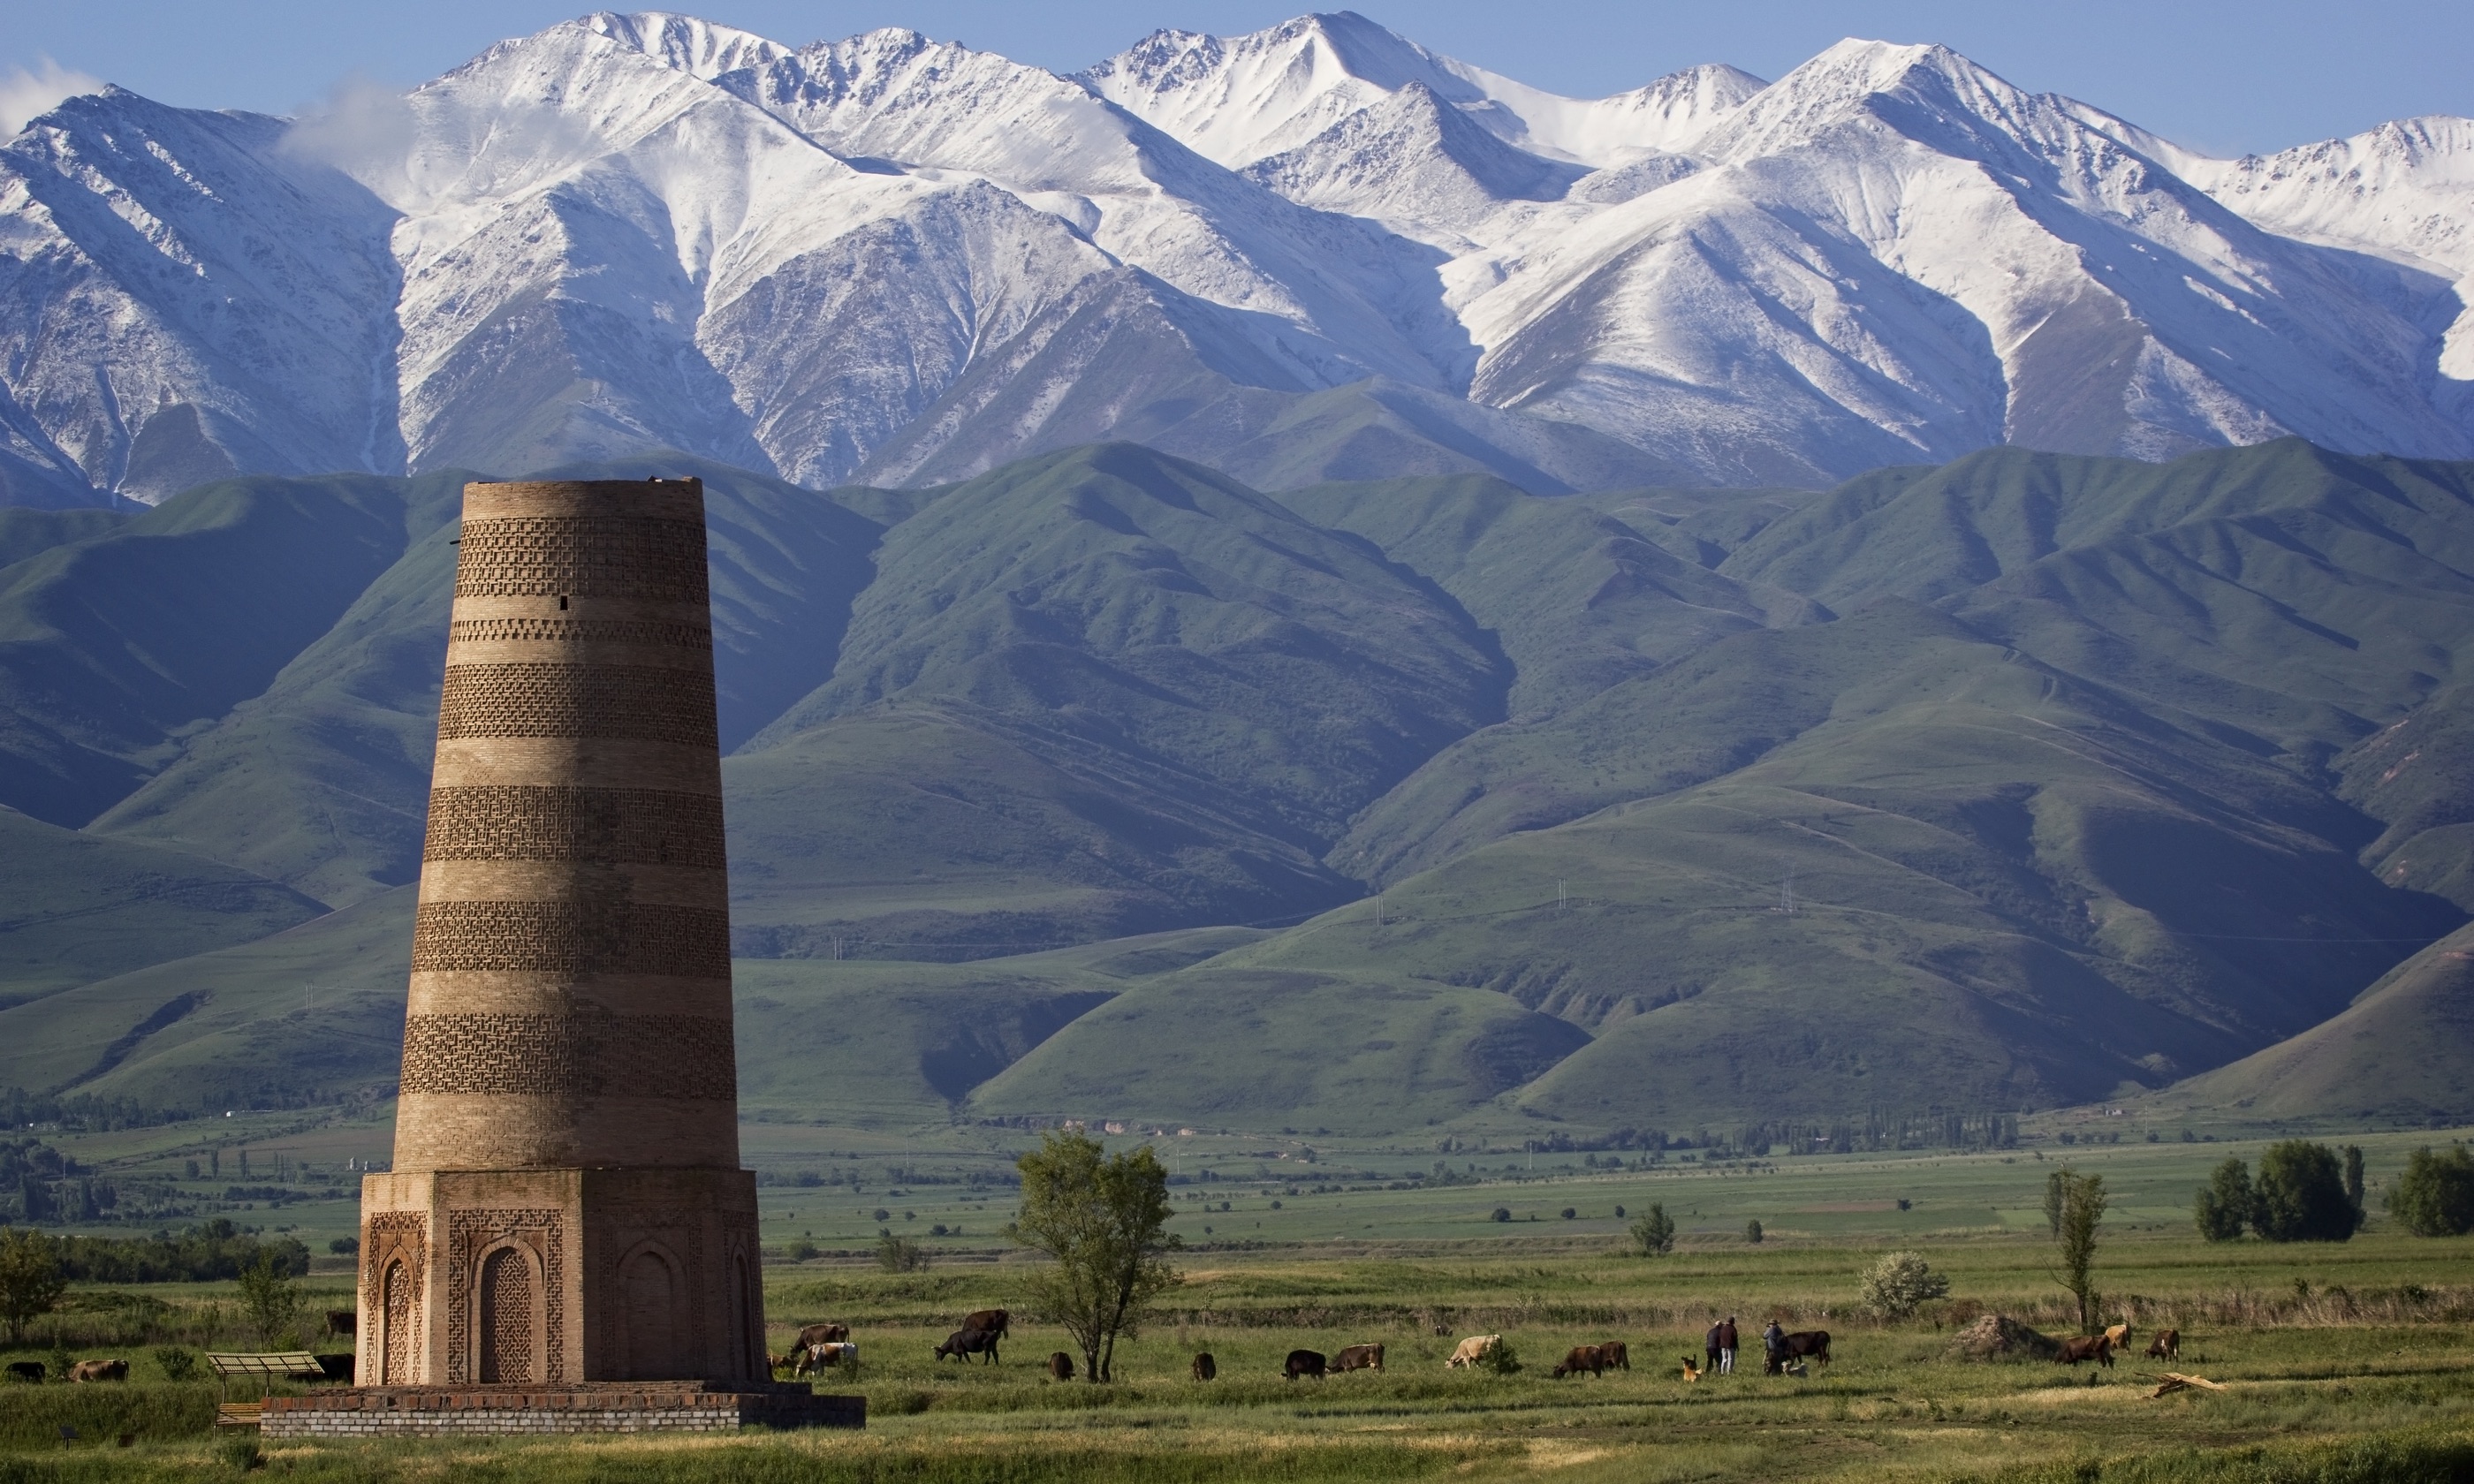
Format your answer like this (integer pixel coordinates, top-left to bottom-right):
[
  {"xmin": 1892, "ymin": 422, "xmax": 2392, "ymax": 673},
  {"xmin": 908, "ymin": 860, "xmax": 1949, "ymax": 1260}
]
[{"xmin": 1948, "ymin": 1314, "xmax": 2060, "ymax": 1361}]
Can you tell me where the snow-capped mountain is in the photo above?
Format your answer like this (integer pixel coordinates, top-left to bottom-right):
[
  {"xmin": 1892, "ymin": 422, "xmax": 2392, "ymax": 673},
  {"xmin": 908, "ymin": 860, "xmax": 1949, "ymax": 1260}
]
[{"xmin": 0, "ymin": 10, "xmax": 2468, "ymax": 505}]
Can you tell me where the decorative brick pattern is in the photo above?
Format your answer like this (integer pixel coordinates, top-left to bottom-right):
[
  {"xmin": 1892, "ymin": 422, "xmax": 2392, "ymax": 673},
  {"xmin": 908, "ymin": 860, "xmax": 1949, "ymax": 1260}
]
[
  {"xmin": 446, "ymin": 1211, "xmax": 565, "ymax": 1387},
  {"xmin": 454, "ymin": 517, "xmax": 708, "ymax": 603},
  {"xmin": 409, "ymin": 901, "xmax": 732, "ymax": 978},
  {"xmin": 450, "ymin": 617, "xmax": 710, "ymax": 649},
  {"xmin": 421, "ymin": 787, "xmax": 725, "ymax": 867},
  {"xmin": 399, "ymin": 1013, "xmax": 737, "ymax": 1101},
  {"xmin": 480, "ymin": 1247, "xmax": 536, "ymax": 1384},
  {"xmin": 363, "ymin": 1213, "xmax": 427, "ymax": 1385},
  {"xmin": 436, "ymin": 663, "xmax": 717, "ymax": 746}
]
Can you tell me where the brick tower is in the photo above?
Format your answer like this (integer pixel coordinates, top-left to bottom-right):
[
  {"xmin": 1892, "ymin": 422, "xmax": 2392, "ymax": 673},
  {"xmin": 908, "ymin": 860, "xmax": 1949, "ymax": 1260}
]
[{"xmin": 356, "ymin": 478, "xmax": 764, "ymax": 1389}]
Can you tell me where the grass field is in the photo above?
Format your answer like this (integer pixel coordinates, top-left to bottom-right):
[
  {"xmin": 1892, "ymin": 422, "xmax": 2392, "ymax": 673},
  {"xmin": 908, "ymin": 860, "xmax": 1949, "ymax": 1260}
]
[{"xmin": 8, "ymin": 1134, "xmax": 2474, "ymax": 1480}]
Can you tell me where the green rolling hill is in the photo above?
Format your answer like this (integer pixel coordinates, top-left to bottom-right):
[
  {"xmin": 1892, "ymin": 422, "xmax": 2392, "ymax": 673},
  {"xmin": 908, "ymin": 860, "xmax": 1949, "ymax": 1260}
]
[{"xmin": 4, "ymin": 437, "xmax": 2474, "ymax": 1132}]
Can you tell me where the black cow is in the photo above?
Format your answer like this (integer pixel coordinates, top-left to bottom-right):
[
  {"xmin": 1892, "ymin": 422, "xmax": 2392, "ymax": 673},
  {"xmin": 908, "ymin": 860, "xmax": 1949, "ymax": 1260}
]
[
  {"xmin": 1284, "ymin": 1349, "xmax": 1327, "ymax": 1381},
  {"xmin": 935, "ymin": 1328, "xmax": 1001, "ymax": 1364},
  {"xmin": 5, "ymin": 1361, "xmax": 44, "ymax": 1383},
  {"xmin": 1767, "ymin": 1330, "xmax": 1831, "ymax": 1372},
  {"xmin": 1047, "ymin": 1352, "xmax": 1074, "ymax": 1381},
  {"xmin": 1191, "ymin": 1352, "xmax": 1217, "ymax": 1382},
  {"xmin": 2055, "ymin": 1336, "xmax": 2113, "ymax": 1368}
]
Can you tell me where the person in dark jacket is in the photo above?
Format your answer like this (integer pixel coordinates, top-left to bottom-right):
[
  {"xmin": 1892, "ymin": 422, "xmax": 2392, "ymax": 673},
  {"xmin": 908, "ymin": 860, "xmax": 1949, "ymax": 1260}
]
[
  {"xmin": 1704, "ymin": 1318, "xmax": 1724, "ymax": 1376},
  {"xmin": 1717, "ymin": 1315, "xmax": 1739, "ymax": 1374},
  {"xmin": 1762, "ymin": 1321, "xmax": 1787, "ymax": 1374}
]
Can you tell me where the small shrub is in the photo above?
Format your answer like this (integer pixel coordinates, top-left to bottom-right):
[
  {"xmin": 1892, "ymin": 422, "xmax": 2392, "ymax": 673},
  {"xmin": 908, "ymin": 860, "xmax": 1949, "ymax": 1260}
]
[
  {"xmin": 154, "ymin": 1345, "xmax": 200, "ymax": 1382},
  {"xmin": 327, "ymin": 1237, "xmax": 358, "ymax": 1255},
  {"xmin": 1629, "ymin": 1204, "xmax": 1675, "ymax": 1256},
  {"xmin": 1857, "ymin": 1251, "xmax": 1950, "ymax": 1320},
  {"xmin": 217, "ymin": 1435, "xmax": 264, "ymax": 1471},
  {"xmin": 785, "ymin": 1239, "xmax": 821, "ymax": 1261},
  {"xmin": 1559, "ymin": 1208, "xmax": 1575, "ymax": 1220},
  {"xmin": 1744, "ymin": 1219, "xmax": 1764, "ymax": 1245},
  {"xmin": 876, "ymin": 1234, "xmax": 928, "ymax": 1273},
  {"xmin": 1490, "ymin": 1208, "xmax": 1511, "ymax": 1223},
  {"xmin": 1476, "ymin": 1338, "xmax": 1522, "ymax": 1374}
]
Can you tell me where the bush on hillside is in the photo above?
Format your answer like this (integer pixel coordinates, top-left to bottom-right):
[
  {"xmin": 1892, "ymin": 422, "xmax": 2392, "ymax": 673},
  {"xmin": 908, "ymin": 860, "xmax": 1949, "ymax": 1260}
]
[
  {"xmin": 2194, "ymin": 1157, "xmax": 2253, "ymax": 1241},
  {"xmin": 2253, "ymin": 1141, "xmax": 2362, "ymax": 1243},
  {"xmin": 2388, "ymin": 1146, "xmax": 2474, "ymax": 1237},
  {"xmin": 1857, "ymin": 1251, "xmax": 1949, "ymax": 1320},
  {"xmin": 1628, "ymin": 1205, "xmax": 1674, "ymax": 1256}
]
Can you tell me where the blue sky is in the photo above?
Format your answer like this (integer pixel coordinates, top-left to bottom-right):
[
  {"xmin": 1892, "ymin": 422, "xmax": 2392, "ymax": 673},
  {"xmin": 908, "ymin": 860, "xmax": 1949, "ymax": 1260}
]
[{"xmin": 0, "ymin": 0, "xmax": 2466, "ymax": 157}]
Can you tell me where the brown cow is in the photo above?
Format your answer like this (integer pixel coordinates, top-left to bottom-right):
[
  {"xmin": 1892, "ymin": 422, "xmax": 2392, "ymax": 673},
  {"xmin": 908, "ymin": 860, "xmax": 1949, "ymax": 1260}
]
[
  {"xmin": 796, "ymin": 1342, "xmax": 858, "ymax": 1377},
  {"xmin": 1598, "ymin": 1341, "xmax": 1630, "ymax": 1372},
  {"xmin": 67, "ymin": 1360, "xmax": 127, "ymax": 1382},
  {"xmin": 963, "ymin": 1309, "xmax": 1010, "ymax": 1341},
  {"xmin": 1284, "ymin": 1349, "xmax": 1327, "ymax": 1381},
  {"xmin": 1767, "ymin": 1330, "xmax": 1831, "ymax": 1372},
  {"xmin": 795, "ymin": 1322, "xmax": 850, "ymax": 1350},
  {"xmin": 1191, "ymin": 1352, "xmax": 1217, "ymax": 1382},
  {"xmin": 1552, "ymin": 1345, "xmax": 1606, "ymax": 1379},
  {"xmin": 1332, "ymin": 1344, "xmax": 1385, "ymax": 1373},
  {"xmin": 1048, "ymin": 1352, "xmax": 1075, "ymax": 1381},
  {"xmin": 2104, "ymin": 1323, "xmax": 2134, "ymax": 1352},
  {"xmin": 2146, "ymin": 1329, "xmax": 2181, "ymax": 1362},
  {"xmin": 2055, "ymin": 1336, "xmax": 2113, "ymax": 1368},
  {"xmin": 324, "ymin": 1310, "xmax": 356, "ymax": 1337},
  {"xmin": 766, "ymin": 1353, "xmax": 793, "ymax": 1375}
]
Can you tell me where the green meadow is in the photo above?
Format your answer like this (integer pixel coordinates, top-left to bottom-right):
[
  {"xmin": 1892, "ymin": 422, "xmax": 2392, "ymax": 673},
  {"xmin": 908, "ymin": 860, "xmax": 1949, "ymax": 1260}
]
[{"xmin": 8, "ymin": 1132, "xmax": 2473, "ymax": 1481}]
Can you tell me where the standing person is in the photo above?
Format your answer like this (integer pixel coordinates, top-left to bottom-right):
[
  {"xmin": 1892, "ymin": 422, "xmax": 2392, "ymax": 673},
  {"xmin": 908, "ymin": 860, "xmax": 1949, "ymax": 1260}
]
[
  {"xmin": 1762, "ymin": 1320, "xmax": 1786, "ymax": 1374},
  {"xmin": 1703, "ymin": 1316, "xmax": 1724, "ymax": 1377},
  {"xmin": 1717, "ymin": 1314, "xmax": 1739, "ymax": 1374}
]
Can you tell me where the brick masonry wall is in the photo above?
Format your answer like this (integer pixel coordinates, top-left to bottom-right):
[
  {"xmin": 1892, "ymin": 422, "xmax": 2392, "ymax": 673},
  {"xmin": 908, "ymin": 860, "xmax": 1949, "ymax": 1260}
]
[{"xmin": 262, "ymin": 1386, "xmax": 863, "ymax": 1437}]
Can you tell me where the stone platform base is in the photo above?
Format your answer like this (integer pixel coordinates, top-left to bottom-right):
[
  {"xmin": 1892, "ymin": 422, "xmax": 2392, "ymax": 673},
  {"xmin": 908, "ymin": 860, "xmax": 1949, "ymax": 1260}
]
[{"xmin": 261, "ymin": 1382, "xmax": 863, "ymax": 1438}]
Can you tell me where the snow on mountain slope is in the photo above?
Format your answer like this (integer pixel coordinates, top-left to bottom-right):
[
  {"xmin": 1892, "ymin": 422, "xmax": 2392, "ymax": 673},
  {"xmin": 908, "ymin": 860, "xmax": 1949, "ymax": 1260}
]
[
  {"xmin": 0, "ymin": 11, "xmax": 2469, "ymax": 504},
  {"xmin": 1454, "ymin": 41, "xmax": 2473, "ymax": 478},
  {"xmin": 0, "ymin": 88, "xmax": 402, "ymax": 503},
  {"xmin": 1242, "ymin": 80, "xmax": 1586, "ymax": 247},
  {"xmin": 1083, "ymin": 11, "xmax": 1757, "ymax": 170}
]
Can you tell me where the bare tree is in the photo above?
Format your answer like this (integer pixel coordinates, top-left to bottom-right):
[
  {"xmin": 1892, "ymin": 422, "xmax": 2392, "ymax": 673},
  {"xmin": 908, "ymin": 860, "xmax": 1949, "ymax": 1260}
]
[{"xmin": 1007, "ymin": 1131, "xmax": 1180, "ymax": 1382}]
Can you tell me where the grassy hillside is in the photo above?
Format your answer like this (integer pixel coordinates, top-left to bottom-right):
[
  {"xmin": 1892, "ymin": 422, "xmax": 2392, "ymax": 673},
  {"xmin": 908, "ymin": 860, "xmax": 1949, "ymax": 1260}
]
[
  {"xmin": 0, "ymin": 473, "xmax": 459, "ymax": 828},
  {"xmin": 10, "ymin": 440, "xmax": 2474, "ymax": 1132},
  {"xmin": 0, "ymin": 808, "xmax": 322, "ymax": 1011},
  {"xmin": 729, "ymin": 444, "xmax": 1507, "ymax": 950},
  {"xmin": 2136, "ymin": 921, "xmax": 2474, "ymax": 1125}
]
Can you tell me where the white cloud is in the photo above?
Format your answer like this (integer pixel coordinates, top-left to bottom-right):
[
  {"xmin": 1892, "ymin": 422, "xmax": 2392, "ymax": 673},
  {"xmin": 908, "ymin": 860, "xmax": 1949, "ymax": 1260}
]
[
  {"xmin": 277, "ymin": 76, "xmax": 418, "ymax": 196},
  {"xmin": 0, "ymin": 58, "xmax": 103, "ymax": 135}
]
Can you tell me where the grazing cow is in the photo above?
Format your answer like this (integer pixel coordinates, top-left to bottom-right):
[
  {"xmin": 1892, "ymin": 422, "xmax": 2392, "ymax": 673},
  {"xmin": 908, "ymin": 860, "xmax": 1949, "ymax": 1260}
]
[
  {"xmin": 1333, "ymin": 1344, "xmax": 1385, "ymax": 1374},
  {"xmin": 1598, "ymin": 1341, "xmax": 1630, "ymax": 1372},
  {"xmin": 1768, "ymin": 1331, "xmax": 1832, "ymax": 1371},
  {"xmin": 795, "ymin": 1322, "xmax": 850, "ymax": 1350},
  {"xmin": 935, "ymin": 1329, "xmax": 999, "ymax": 1364},
  {"xmin": 798, "ymin": 1342, "xmax": 859, "ymax": 1377},
  {"xmin": 313, "ymin": 1354, "xmax": 354, "ymax": 1381},
  {"xmin": 2146, "ymin": 1329, "xmax": 2181, "ymax": 1362},
  {"xmin": 1191, "ymin": 1352, "xmax": 1217, "ymax": 1382},
  {"xmin": 963, "ymin": 1309, "xmax": 1011, "ymax": 1342},
  {"xmin": 1552, "ymin": 1345, "xmax": 1606, "ymax": 1379},
  {"xmin": 1446, "ymin": 1335, "xmax": 1503, "ymax": 1369},
  {"xmin": 1048, "ymin": 1352, "xmax": 1075, "ymax": 1382},
  {"xmin": 325, "ymin": 1310, "xmax": 356, "ymax": 1337},
  {"xmin": 1680, "ymin": 1357, "xmax": 1701, "ymax": 1383},
  {"xmin": 6, "ymin": 1361, "xmax": 45, "ymax": 1383},
  {"xmin": 2104, "ymin": 1323, "xmax": 2134, "ymax": 1352},
  {"xmin": 67, "ymin": 1360, "xmax": 127, "ymax": 1382},
  {"xmin": 1284, "ymin": 1349, "xmax": 1328, "ymax": 1381},
  {"xmin": 2054, "ymin": 1336, "xmax": 2113, "ymax": 1368},
  {"xmin": 766, "ymin": 1353, "xmax": 793, "ymax": 1375}
]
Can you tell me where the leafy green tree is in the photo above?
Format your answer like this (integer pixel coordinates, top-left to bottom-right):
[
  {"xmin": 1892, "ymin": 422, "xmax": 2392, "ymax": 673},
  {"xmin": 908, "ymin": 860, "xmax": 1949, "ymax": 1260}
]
[
  {"xmin": 236, "ymin": 1251, "xmax": 301, "ymax": 1347},
  {"xmin": 2048, "ymin": 1170, "xmax": 2106, "ymax": 1332},
  {"xmin": 1744, "ymin": 1219, "xmax": 1764, "ymax": 1245},
  {"xmin": 2343, "ymin": 1145, "xmax": 2365, "ymax": 1217},
  {"xmin": 1857, "ymin": 1251, "xmax": 1950, "ymax": 1320},
  {"xmin": 1006, "ymin": 1131, "xmax": 1179, "ymax": 1382},
  {"xmin": 1629, "ymin": 1204, "xmax": 1675, "ymax": 1256},
  {"xmin": 2043, "ymin": 1169, "xmax": 2067, "ymax": 1235},
  {"xmin": 0, "ymin": 1227, "xmax": 65, "ymax": 1344},
  {"xmin": 2194, "ymin": 1157, "xmax": 2253, "ymax": 1242},
  {"xmin": 875, "ymin": 1234, "xmax": 926, "ymax": 1273},
  {"xmin": 2387, "ymin": 1147, "xmax": 2474, "ymax": 1237},
  {"xmin": 2253, "ymin": 1141, "xmax": 2361, "ymax": 1243}
]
